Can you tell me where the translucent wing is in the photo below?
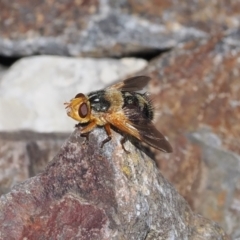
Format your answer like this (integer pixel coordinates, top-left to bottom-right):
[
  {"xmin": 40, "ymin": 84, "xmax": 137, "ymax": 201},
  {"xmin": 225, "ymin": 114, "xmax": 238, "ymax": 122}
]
[
  {"xmin": 130, "ymin": 121, "xmax": 172, "ymax": 152},
  {"xmin": 107, "ymin": 76, "xmax": 151, "ymax": 92},
  {"xmin": 105, "ymin": 112, "xmax": 172, "ymax": 153},
  {"xmin": 123, "ymin": 106, "xmax": 172, "ymax": 152}
]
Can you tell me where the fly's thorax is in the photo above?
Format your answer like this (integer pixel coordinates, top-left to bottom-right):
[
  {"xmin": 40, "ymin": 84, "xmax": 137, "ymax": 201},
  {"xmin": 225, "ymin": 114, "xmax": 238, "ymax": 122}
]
[
  {"xmin": 89, "ymin": 89, "xmax": 123, "ymax": 113},
  {"xmin": 88, "ymin": 90, "xmax": 111, "ymax": 113},
  {"xmin": 106, "ymin": 90, "xmax": 124, "ymax": 112}
]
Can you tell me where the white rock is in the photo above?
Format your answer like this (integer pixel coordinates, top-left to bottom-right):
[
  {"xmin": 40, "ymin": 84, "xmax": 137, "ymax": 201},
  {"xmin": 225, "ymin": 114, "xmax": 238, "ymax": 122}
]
[{"xmin": 0, "ymin": 56, "xmax": 147, "ymax": 132}]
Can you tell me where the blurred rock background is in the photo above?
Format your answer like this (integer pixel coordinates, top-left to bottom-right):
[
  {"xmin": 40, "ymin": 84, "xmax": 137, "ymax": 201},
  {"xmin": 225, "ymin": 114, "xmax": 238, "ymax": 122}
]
[{"xmin": 0, "ymin": 0, "xmax": 239, "ymax": 238}]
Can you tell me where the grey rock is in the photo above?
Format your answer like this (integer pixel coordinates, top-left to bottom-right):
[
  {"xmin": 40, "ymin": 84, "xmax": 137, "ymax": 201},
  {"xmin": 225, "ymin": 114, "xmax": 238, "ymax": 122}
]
[
  {"xmin": 0, "ymin": 131, "xmax": 68, "ymax": 195},
  {"xmin": 189, "ymin": 129, "xmax": 240, "ymax": 239},
  {"xmin": 0, "ymin": 128, "xmax": 229, "ymax": 239},
  {"xmin": 137, "ymin": 32, "xmax": 240, "ymax": 239},
  {"xmin": 0, "ymin": 0, "xmax": 209, "ymax": 57}
]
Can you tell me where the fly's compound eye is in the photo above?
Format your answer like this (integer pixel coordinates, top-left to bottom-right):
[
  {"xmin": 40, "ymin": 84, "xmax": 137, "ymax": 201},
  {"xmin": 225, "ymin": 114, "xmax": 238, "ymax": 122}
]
[
  {"xmin": 75, "ymin": 93, "xmax": 85, "ymax": 98},
  {"xmin": 78, "ymin": 103, "xmax": 88, "ymax": 118}
]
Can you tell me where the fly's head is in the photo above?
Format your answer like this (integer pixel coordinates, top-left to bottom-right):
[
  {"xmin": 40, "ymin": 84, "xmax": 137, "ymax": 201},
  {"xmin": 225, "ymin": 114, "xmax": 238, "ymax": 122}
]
[{"xmin": 65, "ymin": 93, "xmax": 91, "ymax": 123}]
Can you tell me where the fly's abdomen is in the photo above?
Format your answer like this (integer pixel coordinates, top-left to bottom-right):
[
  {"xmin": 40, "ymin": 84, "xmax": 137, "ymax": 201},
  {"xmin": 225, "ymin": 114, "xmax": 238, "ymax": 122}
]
[{"xmin": 122, "ymin": 92, "xmax": 153, "ymax": 120}]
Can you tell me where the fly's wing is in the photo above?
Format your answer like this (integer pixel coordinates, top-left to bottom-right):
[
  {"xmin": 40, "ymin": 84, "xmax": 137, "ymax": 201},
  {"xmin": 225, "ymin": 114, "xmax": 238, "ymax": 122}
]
[
  {"xmin": 124, "ymin": 106, "xmax": 172, "ymax": 152},
  {"xmin": 107, "ymin": 76, "xmax": 151, "ymax": 91},
  {"xmin": 105, "ymin": 111, "xmax": 172, "ymax": 153},
  {"xmin": 130, "ymin": 120, "xmax": 173, "ymax": 152}
]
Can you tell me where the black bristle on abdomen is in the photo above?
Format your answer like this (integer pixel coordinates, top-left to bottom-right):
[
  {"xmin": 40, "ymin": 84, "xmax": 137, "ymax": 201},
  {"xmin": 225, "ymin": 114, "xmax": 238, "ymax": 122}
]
[{"xmin": 122, "ymin": 92, "xmax": 153, "ymax": 121}]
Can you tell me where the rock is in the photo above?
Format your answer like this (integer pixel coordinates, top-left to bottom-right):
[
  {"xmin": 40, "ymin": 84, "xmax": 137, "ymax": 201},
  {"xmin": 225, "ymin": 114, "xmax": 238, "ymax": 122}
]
[
  {"xmin": 139, "ymin": 32, "xmax": 240, "ymax": 238},
  {"xmin": 0, "ymin": 55, "xmax": 147, "ymax": 132},
  {"xmin": 0, "ymin": 64, "xmax": 7, "ymax": 81},
  {"xmin": 0, "ymin": 131, "xmax": 68, "ymax": 195},
  {"xmin": 0, "ymin": 128, "xmax": 229, "ymax": 239},
  {"xmin": 0, "ymin": 0, "xmax": 209, "ymax": 57},
  {"xmin": 114, "ymin": 0, "xmax": 240, "ymax": 34},
  {"xmin": 1, "ymin": 0, "xmax": 239, "ymax": 58}
]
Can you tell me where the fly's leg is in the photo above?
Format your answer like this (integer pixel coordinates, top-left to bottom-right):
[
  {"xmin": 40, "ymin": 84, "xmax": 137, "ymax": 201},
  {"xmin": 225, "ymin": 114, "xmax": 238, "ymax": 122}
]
[
  {"xmin": 75, "ymin": 123, "xmax": 82, "ymax": 128},
  {"xmin": 101, "ymin": 124, "xmax": 112, "ymax": 148},
  {"xmin": 80, "ymin": 121, "xmax": 97, "ymax": 134},
  {"xmin": 80, "ymin": 132, "xmax": 90, "ymax": 141},
  {"xmin": 76, "ymin": 122, "xmax": 113, "ymax": 149},
  {"xmin": 120, "ymin": 136, "xmax": 130, "ymax": 154},
  {"xmin": 78, "ymin": 121, "xmax": 97, "ymax": 143},
  {"xmin": 75, "ymin": 123, "xmax": 89, "ymax": 141}
]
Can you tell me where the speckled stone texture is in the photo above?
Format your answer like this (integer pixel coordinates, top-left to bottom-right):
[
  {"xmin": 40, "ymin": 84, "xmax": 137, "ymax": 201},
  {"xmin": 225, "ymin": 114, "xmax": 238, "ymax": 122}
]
[
  {"xmin": 0, "ymin": 128, "xmax": 228, "ymax": 239},
  {"xmin": 1, "ymin": 0, "xmax": 240, "ymax": 57},
  {"xmin": 0, "ymin": 0, "xmax": 209, "ymax": 57},
  {"xmin": 0, "ymin": 131, "xmax": 68, "ymax": 195},
  {"xmin": 141, "ymin": 32, "xmax": 240, "ymax": 238}
]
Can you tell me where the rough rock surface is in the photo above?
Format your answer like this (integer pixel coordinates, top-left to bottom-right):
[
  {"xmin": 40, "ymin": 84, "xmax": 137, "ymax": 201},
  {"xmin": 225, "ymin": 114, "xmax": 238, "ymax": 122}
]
[
  {"xmin": 1, "ymin": 0, "xmax": 240, "ymax": 58},
  {"xmin": 0, "ymin": 56, "xmax": 146, "ymax": 132},
  {"xmin": 140, "ymin": 32, "xmax": 240, "ymax": 238},
  {"xmin": 0, "ymin": 0, "xmax": 213, "ymax": 57},
  {"xmin": 0, "ymin": 128, "xmax": 228, "ymax": 239},
  {"xmin": 0, "ymin": 131, "xmax": 68, "ymax": 195},
  {"xmin": 0, "ymin": 31, "xmax": 239, "ymax": 238},
  {"xmin": 113, "ymin": 0, "xmax": 240, "ymax": 33},
  {"xmin": 0, "ymin": 1, "xmax": 239, "ymax": 238}
]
